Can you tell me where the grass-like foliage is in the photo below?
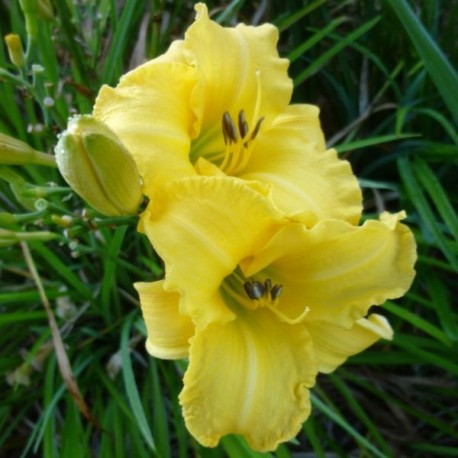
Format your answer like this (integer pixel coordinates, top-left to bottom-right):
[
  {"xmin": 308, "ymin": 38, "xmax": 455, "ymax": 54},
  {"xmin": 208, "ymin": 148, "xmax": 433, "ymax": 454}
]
[{"xmin": 1, "ymin": 0, "xmax": 457, "ymax": 456}]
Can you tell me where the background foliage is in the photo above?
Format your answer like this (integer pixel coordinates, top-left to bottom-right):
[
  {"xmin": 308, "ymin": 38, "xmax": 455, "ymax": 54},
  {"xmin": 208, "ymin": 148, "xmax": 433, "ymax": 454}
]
[{"xmin": 0, "ymin": 0, "xmax": 457, "ymax": 457}]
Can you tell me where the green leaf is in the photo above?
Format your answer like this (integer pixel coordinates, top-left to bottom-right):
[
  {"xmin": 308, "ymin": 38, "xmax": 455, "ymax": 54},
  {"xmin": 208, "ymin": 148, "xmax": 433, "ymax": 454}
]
[
  {"xmin": 412, "ymin": 158, "xmax": 458, "ymax": 242},
  {"xmin": 275, "ymin": 0, "xmax": 326, "ymax": 32},
  {"xmin": 294, "ymin": 16, "xmax": 381, "ymax": 86},
  {"xmin": 120, "ymin": 313, "xmax": 157, "ymax": 455},
  {"xmin": 101, "ymin": 225, "xmax": 128, "ymax": 320},
  {"xmin": 0, "ymin": 310, "xmax": 46, "ymax": 324},
  {"xmin": 102, "ymin": 0, "xmax": 147, "ymax": 85},
  {"xmin": 311, "ymin": 393, "xmax": 387, "ymax": 458},
  {"xmin": 397, "ymin": 155, "xmax": 458, "ymax": 270},
  {"xmin": 334, "ymin": 133, "xmax": 419, "ymax": 154},
  {"xmin": 385, "ymin": 0, "xmax": 458, "ymax": 124},
  {"xmin": 384, "ymin": 301, "xmax": 452, "ymax": 346},
  {"xmin": 287, "ymin": 18, "xmax": 347, "ymax": 64},
  {"xmin": 328, "ymin": 374, "xmax": 392, "ymax": 456}
]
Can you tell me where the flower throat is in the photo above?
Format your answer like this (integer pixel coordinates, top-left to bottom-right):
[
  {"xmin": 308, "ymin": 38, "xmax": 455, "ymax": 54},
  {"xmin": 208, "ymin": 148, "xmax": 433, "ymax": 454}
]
[
  {"xmin": 219, "ymin": 109, "xmax": 264, "ymax": 175},
  {"xmin": 190, "ymin": 71, "xmax": 264, "ymax": 175}
]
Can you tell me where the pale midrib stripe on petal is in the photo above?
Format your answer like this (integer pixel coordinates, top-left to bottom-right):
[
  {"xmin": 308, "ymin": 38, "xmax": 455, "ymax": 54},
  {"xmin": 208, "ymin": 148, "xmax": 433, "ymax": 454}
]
[
  {"xmin": 243, "ymin": 171, "xmax": 322, "ymax": 214},
  {"xmin": 306, "ymin": 236, "xmax": 390, "ymax": 282},
  {"xmin": 238, "ymin": 325, "xmax": 258, "ymax": 428},
  {"xmin": 168, "ymin": 212, "xmax": 235, "ymax": 272}
]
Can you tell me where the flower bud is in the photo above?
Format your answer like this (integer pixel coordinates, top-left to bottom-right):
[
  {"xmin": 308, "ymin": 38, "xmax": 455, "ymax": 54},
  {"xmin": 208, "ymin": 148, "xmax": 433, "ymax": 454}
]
[
  {"xmin": 4, "ymin": 34, "xmax": 25, "ymax": 68},
  {"xmin": 0, "ymin": 133, "xmax": 35, "ymax": 164},
  {"xmin": 55, "ymin": 115, "xmax": 142, "ymax": 216},
  {"xmin": 0, "ymin": 133, "xmax": 56, "ymax": 167}
]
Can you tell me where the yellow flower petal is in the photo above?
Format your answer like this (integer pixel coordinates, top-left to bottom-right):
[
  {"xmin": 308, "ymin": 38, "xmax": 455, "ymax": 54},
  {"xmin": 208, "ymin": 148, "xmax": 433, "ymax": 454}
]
[
  {"xmin": 185, "ymin": 4, "xmax": 292, "ymax": 150},
  {"xmin": 267, "ymin": 104, "xmax": 326, "ymax": 150},
  {"xmin": 93, "ymin": 61, "xmax": 199, "ymax": 196},
  {"xmin": 243, "ymin": 212, "xmax": 416, "ymax": 327},
  {"xmin": 241, "ymin": 105, "xmax": 362, "ymax": 222},
  {"xmin": 307, "ymin": 314, "xmax": 393, "ymax": 373},
  {"xmin": 179, "ymin": 306, "xmax": 316, "ymax": 451},
  {"xmin": 141, "ymin": 176, "xmax": 284, "ymax": 329},
  {"xmin": 135, "ymin": 280, "xmax": 194, "ymax": 359}
]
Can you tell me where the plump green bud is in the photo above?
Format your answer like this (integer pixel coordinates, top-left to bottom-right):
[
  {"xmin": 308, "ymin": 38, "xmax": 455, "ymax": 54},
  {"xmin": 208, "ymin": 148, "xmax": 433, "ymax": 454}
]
[
  {"xmin": 4, "ymin": 34, "xmax": 25, "ymax": 68},
  {"xmin": 55, "ymin": 115, "xmax": 142, "ymax": 216}
]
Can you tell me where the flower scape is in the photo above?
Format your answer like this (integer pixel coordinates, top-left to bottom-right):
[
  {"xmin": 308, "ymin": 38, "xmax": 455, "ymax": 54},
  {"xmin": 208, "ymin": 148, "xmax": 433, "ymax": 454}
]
[{"xmin": 57, "ymin": 3, "xmax": 417, "ymax": 452}]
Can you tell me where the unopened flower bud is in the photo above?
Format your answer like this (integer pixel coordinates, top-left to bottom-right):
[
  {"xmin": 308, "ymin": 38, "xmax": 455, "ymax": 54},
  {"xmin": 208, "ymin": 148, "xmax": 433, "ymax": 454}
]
[
  {"xmin": 0, "ymin": 133, "xmax": 55, "ymax": 167},
  {"xmin": 0, "ymin": 133, "xmax": 34, "ymax": 164},
  {"xmin": 4, "ymin": 34, "xmax": 25, "ymax": 68},
  {"xmin": 55, "ymin": 115, "xmax": 142, "ymax": 216}
]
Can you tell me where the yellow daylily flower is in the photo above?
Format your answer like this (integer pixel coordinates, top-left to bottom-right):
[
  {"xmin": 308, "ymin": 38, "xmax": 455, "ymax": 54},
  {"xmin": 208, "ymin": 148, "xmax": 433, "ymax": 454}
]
[
  {"xmin": 93, "ymin": 3, "xmax": 362, "ymax": 225},
  {"xmin": 136, "ymin": 176, "xmax": 416, "ymax": 451}
]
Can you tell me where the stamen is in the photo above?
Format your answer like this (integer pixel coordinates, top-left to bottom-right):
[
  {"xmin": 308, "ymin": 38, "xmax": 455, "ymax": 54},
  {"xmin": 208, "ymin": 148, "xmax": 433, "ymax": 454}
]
[
  {"xmin": 250, "ymin": 116, "xmax": 264, "ymax": 141},
  {"xmin": 251, "ymin": 281, "xmax": 265, "ymax": 299},
  {"xmin": 263, "ymin": 279, "xmax": 272, "ymax": 298},
  {"xmin": 222, "ymin": 115, "xmax": 229, "ymax": 145},
  {"xmin": 222, "ymin": 111, "xmax": 238, "ymax": 144},
  {"xmin": 270, "ymin": 284, "xmax": 283, "ymax": 301},
  {"xmin": 238, "ymin": 110, "xmax": 249, "ymax": 139},
  {"xmin": 243, "ymin": 281, "xmax": 256, "ymax": 300},
  {"xmin": 244, "ymin": 278, "xmax": 283, "ymax": 303},
  {"xmin": 224, "ymin": 270, "xmax": 308, "ymax": 323},
  {"xmin": 219, "ymin": 72, "xmax": 264, "ymax": 175},
  {"xmin": 244, "ymin": 280, "xmax": 265, "ymax": 300}
]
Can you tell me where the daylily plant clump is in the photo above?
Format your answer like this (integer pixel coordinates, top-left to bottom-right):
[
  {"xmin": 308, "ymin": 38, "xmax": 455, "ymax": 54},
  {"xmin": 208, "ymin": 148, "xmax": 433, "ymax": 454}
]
[{"xmin": 57, "ymin": 3, "xmax": 416, "ymax": 452}]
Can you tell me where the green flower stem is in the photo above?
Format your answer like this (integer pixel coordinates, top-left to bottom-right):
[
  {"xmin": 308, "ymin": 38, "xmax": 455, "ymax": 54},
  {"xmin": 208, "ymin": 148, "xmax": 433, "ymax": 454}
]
[
  {"xmin": 0, "ymin": 228, "xmax": 60, "ymax": 243},
  {"xmin": 61, "ymin": 217, "xmax": 137, "ymax": 239},
  {"xmin": 0, "ymin": 68, "xmax": 33, "ymax": 90},
  {"xmin": 19, "ymin": 0, "xmax": 39, "ymax": 63},
  {"xmin": 30, "ymin": 151, "xmax": 57, "ymax": 168},
  {"xmin": 0, "ymin": 166, "xmax": 27, "ymax": 188},
  {"xmin": 21, "ymin": 185, "xmax": 69, "ymax": 198},
  {"xmin": 0, "ymin": 210, "xmax": 46, "ymax": 226},
  {"xmin": 92, "ymin": 217, "xmax": 138, "ymax": 227}
]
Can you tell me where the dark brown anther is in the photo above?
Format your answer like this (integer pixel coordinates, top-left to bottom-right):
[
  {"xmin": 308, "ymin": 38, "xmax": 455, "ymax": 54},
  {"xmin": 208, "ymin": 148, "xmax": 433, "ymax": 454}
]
[
  {"xmin": 250, "ymin": 281, "xmax": 265, "ymax": 299},
  {"xmin": 222, "ymin": 114, "xmax": 229, "ymax": 145},
  {"xmin": 270, "ymin": 284, "xmax": 283, "ymax": 301},
  {"xmin": 250, "ymin": 116, "xmax": 265, "ymax": 140},
  {"xmin": 238, "ymin": 110, "xmax": 249, "ymax": 138},
  {"xmin": 244, "ymin": 281, "xmax": 255, "ymax": 300},
  {"xmin": 223, "ymin": 111, "xmax": 238, "ymax": 144},
  {"xmin": 263, "ymin": 279, "xmax": 272, "ymax": 297}
]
